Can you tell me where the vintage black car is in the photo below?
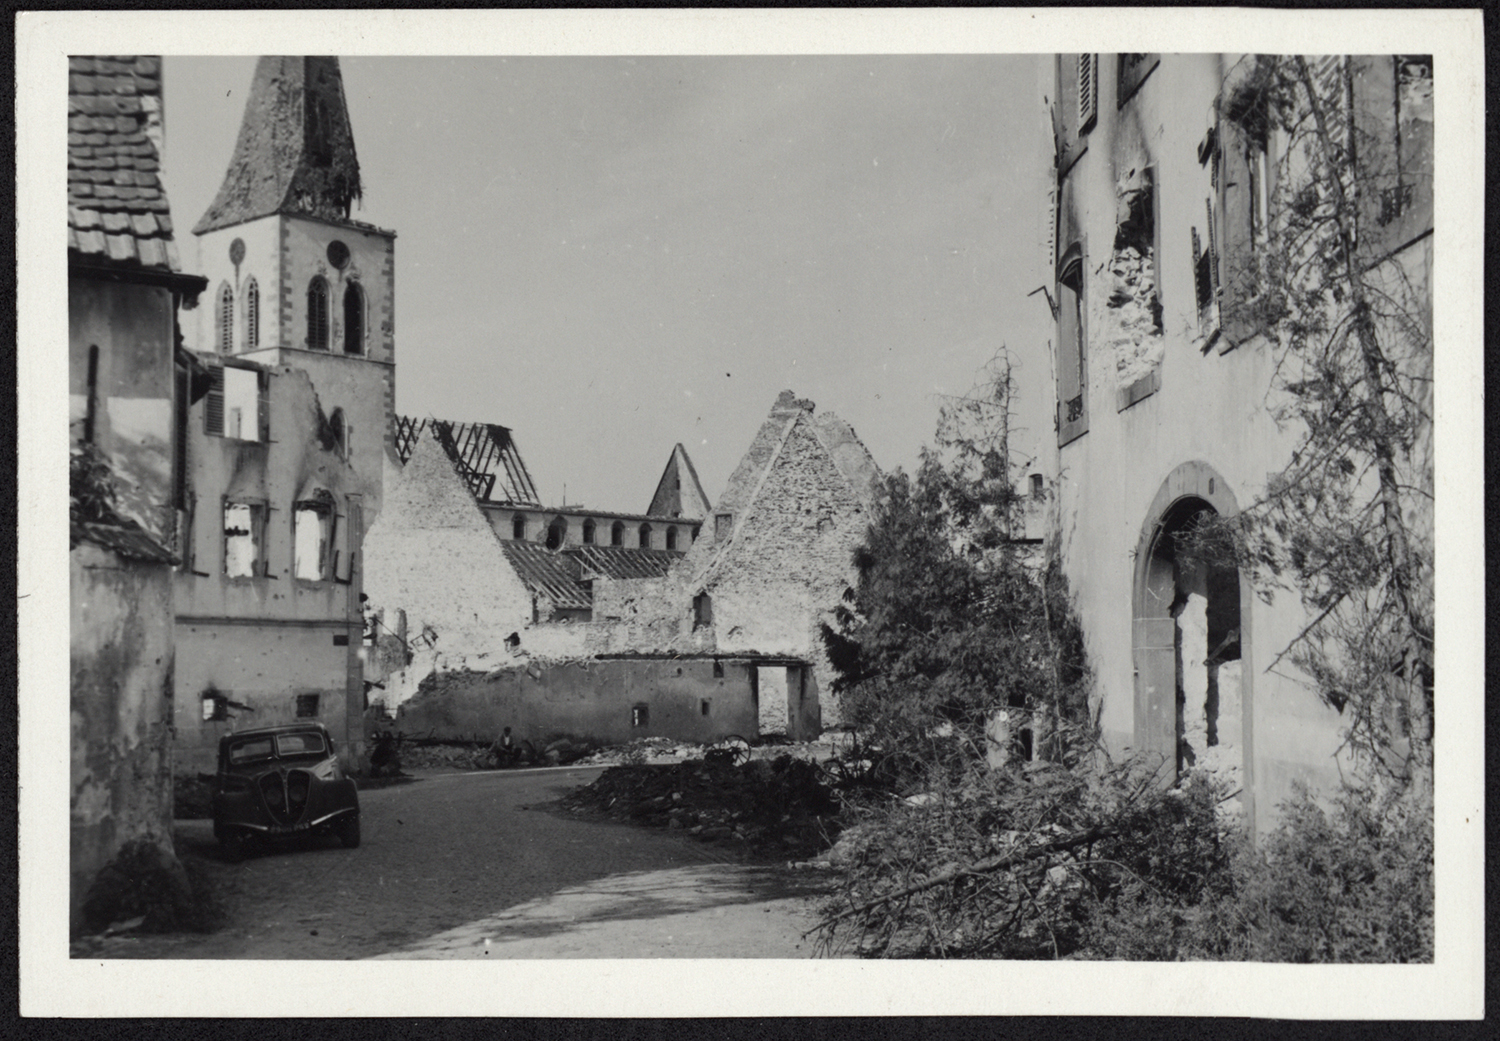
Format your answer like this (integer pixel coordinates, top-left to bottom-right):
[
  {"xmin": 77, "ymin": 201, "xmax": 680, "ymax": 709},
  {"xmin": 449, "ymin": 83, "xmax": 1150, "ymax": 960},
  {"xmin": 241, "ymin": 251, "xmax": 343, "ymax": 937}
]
[{"xmin": 210, "ymin": 723, "xmax": 360, "ymax": 857}]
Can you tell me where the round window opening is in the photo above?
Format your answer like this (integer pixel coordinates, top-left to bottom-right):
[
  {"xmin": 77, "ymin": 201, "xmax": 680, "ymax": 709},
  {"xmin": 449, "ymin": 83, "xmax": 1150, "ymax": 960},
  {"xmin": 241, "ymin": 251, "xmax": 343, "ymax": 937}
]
[
  {"xmin": 228, "ymin": 238, "xmax": 246, "ymax": 265},
  {"xmin": 326, "ymin": 240, "xmax": 351, "ymax": 270}
]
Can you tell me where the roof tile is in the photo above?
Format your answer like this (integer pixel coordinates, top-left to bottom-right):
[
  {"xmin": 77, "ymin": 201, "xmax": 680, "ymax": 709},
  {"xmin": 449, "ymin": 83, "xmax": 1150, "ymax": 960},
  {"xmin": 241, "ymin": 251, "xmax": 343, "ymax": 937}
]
[
  {"xmin": 68, "ymin": 54, "xmax": 181, "ymax": 272},
  {"xmin": 105, "ymin": 233, "xmax": 136, "ymax": 262}
]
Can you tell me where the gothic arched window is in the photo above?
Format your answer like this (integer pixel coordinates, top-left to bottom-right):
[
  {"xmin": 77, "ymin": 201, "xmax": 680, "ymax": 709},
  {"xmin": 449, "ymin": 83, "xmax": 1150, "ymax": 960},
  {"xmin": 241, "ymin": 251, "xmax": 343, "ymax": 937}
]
[
  {"xmin": 343, "ymin": 281, "xmax": 364, "ymax": 355},
  {"xmin": 217, "ymin": 283, "xmax": 234, "ymax": 354},
  {"xmin": 307, "ymin": 277, "xmax": 330, "ymax": 351},
  {"xmin": 245, "ymin": 278, "xmax": 260, "ymax": 350}
]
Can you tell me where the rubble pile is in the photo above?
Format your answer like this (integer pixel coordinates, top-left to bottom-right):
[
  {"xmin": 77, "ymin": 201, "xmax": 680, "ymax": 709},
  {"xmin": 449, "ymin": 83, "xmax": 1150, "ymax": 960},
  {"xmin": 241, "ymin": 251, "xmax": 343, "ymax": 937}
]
[{"xmin": 560, "ymin": 755, "xmax": 842, "ymax": 858}]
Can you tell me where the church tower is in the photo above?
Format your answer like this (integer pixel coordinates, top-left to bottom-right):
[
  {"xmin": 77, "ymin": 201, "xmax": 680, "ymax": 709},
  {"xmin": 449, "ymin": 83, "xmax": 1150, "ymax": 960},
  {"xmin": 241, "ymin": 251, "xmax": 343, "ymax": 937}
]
[{"xmin": 192, "ymin": 56, "xmax": 396, "ymax": 457}]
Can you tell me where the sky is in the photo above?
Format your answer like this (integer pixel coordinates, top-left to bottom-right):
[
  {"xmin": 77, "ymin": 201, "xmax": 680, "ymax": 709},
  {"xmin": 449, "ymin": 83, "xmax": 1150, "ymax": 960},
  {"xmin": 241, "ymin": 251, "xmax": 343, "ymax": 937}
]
[{"xmin": 160, "ymin": 54, "xmax": 1056, "ymax": 512}]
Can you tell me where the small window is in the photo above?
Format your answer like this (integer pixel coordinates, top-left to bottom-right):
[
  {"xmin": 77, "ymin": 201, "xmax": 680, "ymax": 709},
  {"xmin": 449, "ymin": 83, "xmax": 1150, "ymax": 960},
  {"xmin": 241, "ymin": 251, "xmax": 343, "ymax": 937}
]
[
  {"xmin": 691, "ymin": 526, "xmax": 700, "ymax": 543},
  {"xmin": 512, "ymin": 514, "xmax": 527, "ymax": 540},
  {"xmin": 631, "ymin": 704, "xmax": 649, "ymax": 728},
  {"xmin": 693, "ymin": 592, "xmax": 713, "ymax": 631},
  {"xmin": 582, "ymin": 519, "xmax": 596, "ymax": 545},
  {"xmin": 202, "ymin": 692, "xmax": 228, "ymax": 722},
  {"xmin": 665, "ymin": 527, "xmax": 678, "ymax": 550},
  {"xmin": 611, "ymin": 522, "xmax": 624, "ymax": 547},
  {"xmin": 224, "ymin": 501, "xmax": 266, "ymax": 578},
  {"xmin": 714, "ymin": 513, "xmax": 733, "ymax": 540},
  {"xmin": 216, "ymin": 283, "xmax": 234, "ymax": 354},
  {"xmin": 245, "ymin": 278, "xmax": 260, "ymax": 350},
  {"xmin": 1030, "ymin": 473, "xmax": 1045, "ymax": 498},
  {"xmin": 295, "ymin": 694, "xmax": 320, "ymax": 718},
  {"xmin": 307, "ymin": 277, "xmax": 330, "ymax": 350},
  {"xmin": 712, "ymin": 659, "xmax": 723, "ymax": 678},
  {"xmin": 700, "ymin": 700, "xmax": 710, "ymax": 717},
  {"xmin": 638, "ymin": 524, "xmax": 652, "ymax": 549},
  {"xmin": 343, "ymin": 282, "xmax": 365, "ymax": 355},
  {"xmin": 545, "ymin": 517, "xmax": 567, "ymax": 550}
]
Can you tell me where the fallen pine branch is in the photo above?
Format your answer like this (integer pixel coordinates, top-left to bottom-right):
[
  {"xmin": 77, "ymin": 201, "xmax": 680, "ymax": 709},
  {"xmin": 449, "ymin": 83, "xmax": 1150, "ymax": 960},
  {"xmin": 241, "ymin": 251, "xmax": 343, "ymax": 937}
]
[{"xmin": 809, "ymin": 823, "xmax": 1116, "ymax": 934}]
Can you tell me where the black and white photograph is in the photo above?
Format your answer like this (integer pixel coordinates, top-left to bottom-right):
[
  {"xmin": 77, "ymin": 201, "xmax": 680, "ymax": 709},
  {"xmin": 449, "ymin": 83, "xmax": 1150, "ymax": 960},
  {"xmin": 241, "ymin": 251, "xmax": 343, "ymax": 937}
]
[{"xmin": 19, "ymin": 8, "xmax": 1484, "ymax": 1019}]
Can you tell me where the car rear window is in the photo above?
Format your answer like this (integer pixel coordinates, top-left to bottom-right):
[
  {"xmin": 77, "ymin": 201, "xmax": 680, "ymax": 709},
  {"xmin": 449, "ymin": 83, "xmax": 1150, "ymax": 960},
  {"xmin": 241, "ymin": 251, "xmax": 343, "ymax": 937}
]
[
  {"xmin": 275, "ymin": 732, "xmax": 327, "ymax": 756},
  {"xmin": 227, "ymin": 737, "xmax": 274, "ymax": 764}
]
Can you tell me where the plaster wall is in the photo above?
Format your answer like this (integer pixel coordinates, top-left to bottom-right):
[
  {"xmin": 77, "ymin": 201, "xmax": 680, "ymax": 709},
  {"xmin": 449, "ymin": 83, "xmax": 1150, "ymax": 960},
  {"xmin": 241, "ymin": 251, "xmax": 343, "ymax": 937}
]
[
  {"xmin": 69, "ymin": 277, "xmax": 178, "ymax": 542},
  {"xmin": 70, "ymin": 544, "xmax": 176, "ymax": 934},
  {"xmin": 394, "ymin": 658, "xmax": 761, "ymax": 747},
  {"xmin": 172, "ymin": 621, "xmax": 352, "ymax": 774},
  {"xmin": 1047, "ymin": 55, "xmax": 1369, "ymax": 830},
  {"xmin": 173, "ymin": 362, "xmax": 374, "ymax": 768}
]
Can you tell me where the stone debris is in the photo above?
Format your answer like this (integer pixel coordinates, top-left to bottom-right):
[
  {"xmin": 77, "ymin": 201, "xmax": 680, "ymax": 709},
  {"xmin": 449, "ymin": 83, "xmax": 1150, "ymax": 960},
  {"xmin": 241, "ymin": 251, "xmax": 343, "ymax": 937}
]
[{"xmin": 559, "ymin": 754, "xmax": 842, "ymax": 859}]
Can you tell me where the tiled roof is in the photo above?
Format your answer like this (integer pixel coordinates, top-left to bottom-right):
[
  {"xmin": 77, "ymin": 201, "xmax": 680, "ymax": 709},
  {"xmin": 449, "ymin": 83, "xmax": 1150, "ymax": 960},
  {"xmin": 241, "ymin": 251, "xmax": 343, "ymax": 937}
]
[
  {"xmin": 67, "ymin": 56, "xmax": 180, "ymax": 272},
  {"xmin": 396, "ymin": 416, "xmax": 541, "ymax": 506},
  {"xmin": 499, "ymin": 540, "xmax": 591, "ymax": 611},
  {"xmin": 566, "ymin": 545, "xmax": 681, "ymax": 582}
]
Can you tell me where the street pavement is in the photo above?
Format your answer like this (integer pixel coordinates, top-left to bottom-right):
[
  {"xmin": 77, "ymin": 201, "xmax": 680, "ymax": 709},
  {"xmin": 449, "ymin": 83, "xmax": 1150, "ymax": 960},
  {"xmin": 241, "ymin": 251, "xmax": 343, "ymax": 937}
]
[{"xmin": 72, "ymin": 766, "xmax": 833, "ymax": 959}]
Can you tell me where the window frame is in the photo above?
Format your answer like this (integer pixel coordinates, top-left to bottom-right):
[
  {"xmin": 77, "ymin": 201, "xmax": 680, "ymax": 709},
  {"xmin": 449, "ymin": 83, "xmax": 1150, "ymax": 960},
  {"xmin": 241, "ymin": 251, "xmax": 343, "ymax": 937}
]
[
  {"xmin": 216, "ymin": 282, "xmax": 234, "ymax": 354},
  {"xmin": 244, "ymin": 277, "xmax": 260, "ymax": 351},
  {"xmin": 342, "ymin": 280, "xmax": 365, "ymax": 355},
  {"xmin": 223, "ymin": 498, "xmax": 269, "ymax": 579},
  {"xmin": 1055, "ymin": 242, "xmax": 1089, "ymax": 447},
  {"xmin": 307, "ymin": 276, "xmax": 330, "ymax": 351}
]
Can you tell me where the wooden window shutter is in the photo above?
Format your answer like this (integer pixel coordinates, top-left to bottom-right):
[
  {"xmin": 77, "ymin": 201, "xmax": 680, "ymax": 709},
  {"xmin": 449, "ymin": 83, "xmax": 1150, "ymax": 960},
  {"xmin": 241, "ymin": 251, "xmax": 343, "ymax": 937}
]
[
  {"xmin": 257, "ymin": 371, "xmax": 271, "ymax": 442},
  {"xmin": 1204, "ymin": 197, "xmax": 1221, "ymax": 308},
  {"xmin": 1043, "ymin": 184, "xmax": 1058, "ymax": 274},
  {"xmin": 1077, "ymin": 55, "xmax": 1099, "ymax": 133},
  {"xmin": 204, "ymin": 366, "xmax": 224, "ymax": 436}
]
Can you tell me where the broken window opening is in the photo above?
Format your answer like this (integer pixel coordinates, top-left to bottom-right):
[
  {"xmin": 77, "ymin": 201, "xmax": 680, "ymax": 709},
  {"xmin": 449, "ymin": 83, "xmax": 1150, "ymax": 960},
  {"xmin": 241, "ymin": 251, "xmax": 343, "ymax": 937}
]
[
  {"xmin": 223, "ymin": 501, "xmax": 266, "ymax": 578},
  {"xmin": 714, "ymin": 512, "xmax": 733, "ymax": 541},
  {"xmin": 693, "ymin": 592, "xmax": 713, "ymax": 631},
  {"xmin": 664, "ymin": 526, "xmax": 678, "ymax": 550},
  {"xmin": 202, "ymin": 692, "xmax": 228, "ymax": 722},
  {"xmin": 691, "ymin": 526, "xmax": 700, "ymax": 543},
  {"xmin": 545, "ymin": 517, "xmax": 567, "ymax": 550},
  {"xmin": 343, "ymin": 282, "xmax": 365, "ymax": 355},
  {"xmin": 610, "ymin": 521, "xmax": 625, "ymax": 547},
  {"xmin": 1030, "ymin": 473, "xmax": 1045, "ymax": 498},
  {"xmin": 245, "ymin": 278, "xmax": 259, "ymax": 350},
  {"xmin": 512, "ymin": 514, "xmax": 527, "ymax": 540},
  {"xmin": 712, "ymin": 658, "xmax": 724, "ymax": 678},
  {"xmin": 217, "ymin": 282, "xmax": 234, "ymax": 354},
  {"xmin": 631, "ymin": 703, "xmax": 649, "ymax": 728},
  {"xmin": 208, "ymin": 366, "xmax": 267, "ymax": 443},
  {"xmin": 294, "ymin": 493, "xmax": 336, "ymax": 581},
  {"xmin": 307, "ymin": 277, "xmax": 330, "ymax": 351},
  {"xmin": 638, "ymin": 524, "xmax": 652, "ymax": 549},
  {"xmin": 295, "ymin": 693, "xmax": 321, "ymax": 718},
  {"xmin": 582, "ymin": 518, "xmax": 596, "ymax": 545}
]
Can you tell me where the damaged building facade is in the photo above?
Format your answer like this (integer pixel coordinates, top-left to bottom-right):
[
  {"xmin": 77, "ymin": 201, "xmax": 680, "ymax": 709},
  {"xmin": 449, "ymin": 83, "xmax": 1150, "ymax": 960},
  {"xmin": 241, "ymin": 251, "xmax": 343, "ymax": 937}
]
[
  {"xmin": 169, "ymin": 56, "xmax": 393, "ymax": 773},
  {"xmin": 68, "ymin": 56, "xmax": 208, "ymax": 933},
  {"xmin": 362, "ymin": 391, "xmax": 879, "ymax": 747},
  {"xmin": 1041, "ymin": 54, "xmax": 1432, "ymax": 831}
]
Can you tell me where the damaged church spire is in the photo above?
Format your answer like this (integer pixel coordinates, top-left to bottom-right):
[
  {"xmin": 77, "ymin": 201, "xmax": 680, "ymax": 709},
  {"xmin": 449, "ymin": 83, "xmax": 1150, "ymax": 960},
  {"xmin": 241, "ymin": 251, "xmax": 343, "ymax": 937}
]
[{"xmin": 194, "ymin": 56, "xmax": 363, "ymax": 234}]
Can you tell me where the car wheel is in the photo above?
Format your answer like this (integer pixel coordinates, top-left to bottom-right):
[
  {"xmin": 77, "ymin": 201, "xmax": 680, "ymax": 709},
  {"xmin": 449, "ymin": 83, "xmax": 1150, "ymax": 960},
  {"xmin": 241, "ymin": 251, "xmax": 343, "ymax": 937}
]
[{"xmin": 337, "ymin": 815, "xmax": 361, "ymax": 849}]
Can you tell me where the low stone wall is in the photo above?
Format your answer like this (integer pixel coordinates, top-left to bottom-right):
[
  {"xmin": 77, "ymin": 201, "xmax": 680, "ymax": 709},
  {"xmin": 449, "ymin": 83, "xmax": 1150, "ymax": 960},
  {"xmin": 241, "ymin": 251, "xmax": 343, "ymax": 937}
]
[{"xmin": 394, "ymin": 657, "xmax": 769, "ymax": 748}]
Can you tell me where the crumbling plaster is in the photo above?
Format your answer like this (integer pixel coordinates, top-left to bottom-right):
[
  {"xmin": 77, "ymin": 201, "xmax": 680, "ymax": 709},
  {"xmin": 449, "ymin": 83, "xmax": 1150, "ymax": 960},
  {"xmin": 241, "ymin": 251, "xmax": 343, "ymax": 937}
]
[{"xmin": 70, "ymin": 543, "xmax": 176, "ymax": 934}]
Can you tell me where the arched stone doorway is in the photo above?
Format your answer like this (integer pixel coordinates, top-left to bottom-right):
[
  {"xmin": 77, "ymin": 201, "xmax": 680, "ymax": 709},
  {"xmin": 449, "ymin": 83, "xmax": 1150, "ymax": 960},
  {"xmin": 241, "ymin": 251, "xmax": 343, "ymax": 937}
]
[{"xmin": 1133, "ymin": 462, "xmax": 1251, "ymax": 810}]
